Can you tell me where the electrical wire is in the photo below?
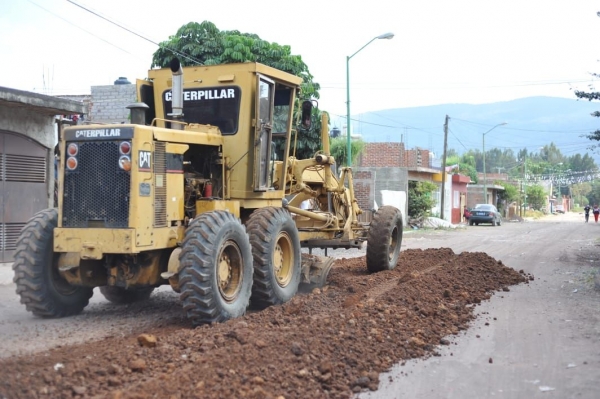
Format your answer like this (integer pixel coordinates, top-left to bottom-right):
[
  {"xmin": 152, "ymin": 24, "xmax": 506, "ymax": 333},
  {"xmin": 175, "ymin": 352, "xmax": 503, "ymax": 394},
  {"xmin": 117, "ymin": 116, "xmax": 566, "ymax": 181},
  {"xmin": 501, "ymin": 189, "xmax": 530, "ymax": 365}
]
[{"xmin": 66, "ymin": 0, "xmax": 202, "ymax": 65}]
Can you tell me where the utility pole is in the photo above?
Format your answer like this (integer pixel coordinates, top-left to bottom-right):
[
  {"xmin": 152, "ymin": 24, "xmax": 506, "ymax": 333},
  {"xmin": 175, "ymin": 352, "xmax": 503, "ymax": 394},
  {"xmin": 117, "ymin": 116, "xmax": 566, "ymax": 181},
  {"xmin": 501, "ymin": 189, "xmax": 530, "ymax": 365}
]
[{"xmin": 440, "ymin": 115, "xmax": 449, "ymax": 220}]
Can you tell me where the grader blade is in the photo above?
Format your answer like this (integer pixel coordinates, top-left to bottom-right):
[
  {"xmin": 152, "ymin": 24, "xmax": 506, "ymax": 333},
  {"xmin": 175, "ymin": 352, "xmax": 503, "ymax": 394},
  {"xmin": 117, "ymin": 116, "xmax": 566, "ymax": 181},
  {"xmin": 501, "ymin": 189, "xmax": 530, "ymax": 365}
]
[{"xmin": 298, "ymin": 254, "xmax": 335, "ymax": 292}]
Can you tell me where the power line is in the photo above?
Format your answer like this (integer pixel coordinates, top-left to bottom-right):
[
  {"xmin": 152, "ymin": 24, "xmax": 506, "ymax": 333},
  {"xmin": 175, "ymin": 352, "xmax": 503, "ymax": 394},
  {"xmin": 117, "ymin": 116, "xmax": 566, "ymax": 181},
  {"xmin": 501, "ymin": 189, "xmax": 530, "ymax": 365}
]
[
  {"xmin": 66, "ymin": 0, "xmax": 202, "ymax": 65},
  {"xmin": 25, "ymin": 0, "xmax": 134, "ymax": 56}
]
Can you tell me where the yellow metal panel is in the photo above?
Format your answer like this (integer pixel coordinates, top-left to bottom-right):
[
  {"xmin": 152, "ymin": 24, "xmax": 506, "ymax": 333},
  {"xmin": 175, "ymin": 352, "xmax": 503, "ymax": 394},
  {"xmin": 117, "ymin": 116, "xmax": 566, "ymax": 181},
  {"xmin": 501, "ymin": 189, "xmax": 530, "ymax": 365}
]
[
  {"xmin": 432, "ymin": 172, "xmax": 444, "ymax": 182},
  {"xmin": 54, "ymin": 227, "xmax": 184, "ymax": 257},
  {"xmin": 196, "ymin": 200, "xmax": 240, "ymax": 218},
  {"xmin": 297, "ymin": 231, "xmax": 336, "ymax": 242},
  {"xmin": 167, "ymin": 173, "xmax": 185, "ymax": 220},
  {"xmin": 153, "ymin": 126, "xmax": 224, "ymax": 146},
  {"xmin": 130, "ymin": 129, "xmax": 155, "ymax": 246},
  {"xmin": 166, "ymin": 143, "xmax": 189, "ymax": 154},
  {"xmin": 54, "ymin": 228, "xmax": 135, "ymax": 257},
  {"xmin": 236, "ymin": 199, "xmax": 282, "ymax": 209}
]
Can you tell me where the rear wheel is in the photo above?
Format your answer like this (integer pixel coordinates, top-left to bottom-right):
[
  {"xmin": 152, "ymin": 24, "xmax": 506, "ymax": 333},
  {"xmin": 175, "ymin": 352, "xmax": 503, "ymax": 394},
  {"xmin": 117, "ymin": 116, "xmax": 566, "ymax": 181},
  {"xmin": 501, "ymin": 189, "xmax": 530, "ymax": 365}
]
[
  {"xmin": 12, "ymin": 209, "xmax": 93, "ymax": 317},
  {"xmin": 367, "ymin": 206, "xmax": 403, "ymax": 273},
  {"xmin": 178, "ymin": 211, "xmax": 253, "ymax": 326},
  {"xmin": 469, "ymin": 220, "xmax": 474, "ymax": 226},
  {"xmin": 99, "ymin": 286, "xmax": 154, "ymax": 304},
  {"xmin": 246, "ymin": 207, "xmax": 301, "ymax": 309}
]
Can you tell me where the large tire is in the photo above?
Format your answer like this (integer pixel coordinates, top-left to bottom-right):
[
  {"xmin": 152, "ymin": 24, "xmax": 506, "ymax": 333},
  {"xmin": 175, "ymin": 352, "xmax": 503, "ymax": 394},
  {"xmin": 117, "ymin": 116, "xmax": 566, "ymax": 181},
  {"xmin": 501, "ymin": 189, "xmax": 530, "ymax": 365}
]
[
  {"xmin": 12, "ymin": 209, "xmax": 93, "ymax": 317},
  {"xmin": 99, "ymin": 286, "xmax": 154, "ymax": 304},
  {"xmin": 246, "ymin": 207, "xmax": 301, "ymax": 309},
  {"xmin": 366, "ymin": 206, "xmax": 403, "ymax": 273},
  {"xmin": 178, "ymin": 211, "xmax": 253, "ymax": 326}
]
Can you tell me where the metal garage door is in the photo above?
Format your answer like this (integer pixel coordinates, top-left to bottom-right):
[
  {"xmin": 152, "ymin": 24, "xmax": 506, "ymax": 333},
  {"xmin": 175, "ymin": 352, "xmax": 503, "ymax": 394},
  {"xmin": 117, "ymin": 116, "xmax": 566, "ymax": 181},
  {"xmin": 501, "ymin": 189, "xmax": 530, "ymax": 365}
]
[{"xmin": 0, "ymin": 131, "xmax": 48, "ymax": 262}]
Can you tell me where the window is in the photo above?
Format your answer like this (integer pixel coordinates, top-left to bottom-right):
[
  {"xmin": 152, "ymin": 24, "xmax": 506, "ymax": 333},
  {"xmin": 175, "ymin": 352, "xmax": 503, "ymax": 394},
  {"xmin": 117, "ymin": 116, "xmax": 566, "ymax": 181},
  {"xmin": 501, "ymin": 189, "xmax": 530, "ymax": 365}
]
[{"xmin": 163, "ymin": 86, "xmax": 241, "ymax": 135}]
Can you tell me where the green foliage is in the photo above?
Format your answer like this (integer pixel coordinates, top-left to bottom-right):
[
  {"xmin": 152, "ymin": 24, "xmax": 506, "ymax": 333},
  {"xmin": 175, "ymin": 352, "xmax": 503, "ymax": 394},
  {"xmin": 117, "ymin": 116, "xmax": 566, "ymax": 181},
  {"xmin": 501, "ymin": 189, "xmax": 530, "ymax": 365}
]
[
  {"xmin": 525, "ymin": 184, "xmax": 547, "ymax": 210},
  {"xmin": 152, "ymin": 21, "xmax": 320, "ymax": 101},
  {"xmin": 571, "ymin": 182, "xmax": 592, "ymax": 206},
  {"xmin": 152, "ymin": 21, "xmax": 323, "ymax": 159},
  {"xmin": 329, "ymin": 137, "xmax": 366, "ymax": 166},
  {"xmin": 574, "ymin": 71, "xmax": 600, "ymax": 147},
  {"xmin": 587, "ymin": 180, "xmax": 600, "ymax": 207},
  {"xmin": 495, "ymin": 181, "xmax": 519, "ymax": 203},
  {"xmin": 408, "ymin": 181, "xmax": 437, "ymax": 218}
]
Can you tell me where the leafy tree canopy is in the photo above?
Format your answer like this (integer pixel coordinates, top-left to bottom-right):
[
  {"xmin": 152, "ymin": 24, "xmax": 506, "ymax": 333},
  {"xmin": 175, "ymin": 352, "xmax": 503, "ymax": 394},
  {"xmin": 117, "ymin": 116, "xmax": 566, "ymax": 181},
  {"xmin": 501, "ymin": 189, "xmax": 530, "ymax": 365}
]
[
  {"xmin": 152, "ymin": 21, "xmax": 328, "ymax": 159},
  {"xmin": 525, "ymin": 184, "xmax": 547, "ymax": 211},
  {"xmin": 152, "ymin": 21, "xmax": 320, "ymax": 101},
  {"xmin": 408, "ymin": 181, "xmax": 437, "ymax": 219}
]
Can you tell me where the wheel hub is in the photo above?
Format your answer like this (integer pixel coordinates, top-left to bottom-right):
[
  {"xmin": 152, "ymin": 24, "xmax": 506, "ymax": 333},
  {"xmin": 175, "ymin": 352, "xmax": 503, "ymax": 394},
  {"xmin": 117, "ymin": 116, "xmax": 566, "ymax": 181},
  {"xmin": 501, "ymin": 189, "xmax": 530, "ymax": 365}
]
[
  {"xmin": 274, "ymin": 233, "xmax": 293, "ymax": 287},
  {"xmin": 217, "ymin": 241, "xmax": 243, "ymax": 302}
]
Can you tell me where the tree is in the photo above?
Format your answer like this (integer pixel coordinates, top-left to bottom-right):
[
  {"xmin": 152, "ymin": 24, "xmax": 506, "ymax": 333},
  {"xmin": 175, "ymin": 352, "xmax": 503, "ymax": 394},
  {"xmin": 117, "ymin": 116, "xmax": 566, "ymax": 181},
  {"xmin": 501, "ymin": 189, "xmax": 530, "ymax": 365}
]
[
  {"xmin": 525, "ymin": 184, "xmax": 547, "ymax": 210},
  {"xmin": 328, "ymin": 137, "xmax": 365, "ymax": 167},
  {"xmin": 571, "ymin": 182, "xmax": 592, "ymax": 206},
  {"xmin": 152, "ymin": 21, "xmax": 322, "ymax": 159},
  {"xmin": 574, "ymin": 12, "xmax": 600, "ymax": 148},
  {"xmin": 408, "ymin": 181, "xmax": 437, "ymax": 218},
  {"xmin": 496, "ymin": 181, "xmax": 519, "ymax": 205}
]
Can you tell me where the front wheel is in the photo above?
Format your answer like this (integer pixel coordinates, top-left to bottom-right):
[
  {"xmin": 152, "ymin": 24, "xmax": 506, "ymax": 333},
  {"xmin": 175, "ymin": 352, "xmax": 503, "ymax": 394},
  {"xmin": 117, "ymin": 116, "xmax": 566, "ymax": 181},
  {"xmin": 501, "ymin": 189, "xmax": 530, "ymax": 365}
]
[
  {"xmin": 367, "ymin": 206, "xmax": 403, "ymax": 273},
  {"xmin": 246, "ymin": 207, "xmax": 301, "ymax": 309},
  {"xmin": 178, "ymin": 211, "xmax": 253, "ymax": 326},
  {"xmin": 12, "ymin": 209, "xmax": 93, "ymax": 317}
]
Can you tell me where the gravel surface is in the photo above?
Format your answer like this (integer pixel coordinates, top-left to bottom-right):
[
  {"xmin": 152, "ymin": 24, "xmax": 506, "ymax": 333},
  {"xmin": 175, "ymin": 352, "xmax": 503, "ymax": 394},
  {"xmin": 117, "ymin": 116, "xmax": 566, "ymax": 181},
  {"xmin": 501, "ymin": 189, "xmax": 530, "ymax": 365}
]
[{"xmin": 0, "ymin": 248, "xmax": 530, "ymax": 399}]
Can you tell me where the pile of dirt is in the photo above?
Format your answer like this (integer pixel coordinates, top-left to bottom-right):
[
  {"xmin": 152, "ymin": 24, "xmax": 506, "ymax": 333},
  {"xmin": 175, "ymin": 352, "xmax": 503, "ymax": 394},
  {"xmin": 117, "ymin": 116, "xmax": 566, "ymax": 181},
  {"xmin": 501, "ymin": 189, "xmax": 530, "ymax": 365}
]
[{"xmin": 0, "ymin": 248, "xmax": 532, "ymax": 399}]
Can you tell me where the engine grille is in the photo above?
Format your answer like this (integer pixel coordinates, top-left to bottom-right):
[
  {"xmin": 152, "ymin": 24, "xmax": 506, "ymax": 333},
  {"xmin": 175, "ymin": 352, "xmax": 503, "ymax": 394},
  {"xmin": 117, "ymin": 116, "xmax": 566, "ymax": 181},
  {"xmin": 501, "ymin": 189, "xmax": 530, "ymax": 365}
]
[
  {"xmin": 62, "ymin": 141, "xmax": 130, "ymax": 228},
  {"xmin": 154, "ymin": 142, "xmax": 167, "ymax": 227}
]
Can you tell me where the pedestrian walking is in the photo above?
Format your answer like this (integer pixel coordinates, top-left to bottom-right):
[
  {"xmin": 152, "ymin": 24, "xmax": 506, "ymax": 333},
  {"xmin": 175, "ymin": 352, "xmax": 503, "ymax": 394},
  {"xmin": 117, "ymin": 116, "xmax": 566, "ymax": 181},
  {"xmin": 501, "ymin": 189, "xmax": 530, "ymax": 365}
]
[
  {"xmin": 593, "ymin": 204, "xmax": 599, "ymax": 223},
  {"xmin": 584, "ymin": 204, "xmax": 591, "ymax": 223}
]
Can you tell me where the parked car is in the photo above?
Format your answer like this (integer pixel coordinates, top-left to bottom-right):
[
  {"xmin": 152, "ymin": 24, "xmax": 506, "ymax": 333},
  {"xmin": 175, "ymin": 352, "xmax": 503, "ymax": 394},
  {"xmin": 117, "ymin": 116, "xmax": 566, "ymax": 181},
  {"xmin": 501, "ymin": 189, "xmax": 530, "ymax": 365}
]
[{"xmin": 469, "ymin": 204, "xmax": 502, "ymax": 226}]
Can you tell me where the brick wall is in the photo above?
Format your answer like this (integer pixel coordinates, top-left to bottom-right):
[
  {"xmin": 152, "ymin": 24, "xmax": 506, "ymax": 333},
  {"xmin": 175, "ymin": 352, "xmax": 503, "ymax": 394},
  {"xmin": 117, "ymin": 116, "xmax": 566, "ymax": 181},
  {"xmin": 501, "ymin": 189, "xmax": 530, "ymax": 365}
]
[
  {"xmin": 403, "ymin": 148, "xmax": 430, "ymax": 168},
  {"xmin": 353, "ymin": 170, "xmax": 374, "ymax": 211},
  {"xmin": 90, "ymin": 84, "xmax": 136, "ymax": 123},
  {"xmin": 359, "ymin": 143, "xmax": 405, "ymax": 167}
]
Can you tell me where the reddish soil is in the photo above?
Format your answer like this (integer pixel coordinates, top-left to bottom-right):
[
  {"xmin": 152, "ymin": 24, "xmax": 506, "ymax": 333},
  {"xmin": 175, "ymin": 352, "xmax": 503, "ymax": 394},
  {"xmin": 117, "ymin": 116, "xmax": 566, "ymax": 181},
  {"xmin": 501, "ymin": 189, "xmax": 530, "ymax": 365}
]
[{"xmin": 0, "ymin": 248, "xmax": 531, "ymax": 399}]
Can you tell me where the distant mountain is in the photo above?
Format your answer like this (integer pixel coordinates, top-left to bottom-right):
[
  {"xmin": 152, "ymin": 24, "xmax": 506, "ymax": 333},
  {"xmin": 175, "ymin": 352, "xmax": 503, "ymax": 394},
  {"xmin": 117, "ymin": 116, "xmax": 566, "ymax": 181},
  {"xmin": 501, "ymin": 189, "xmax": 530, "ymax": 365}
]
[{"xmin": 347, "ymin": 97, "xmax": 600, "ymax": 163}]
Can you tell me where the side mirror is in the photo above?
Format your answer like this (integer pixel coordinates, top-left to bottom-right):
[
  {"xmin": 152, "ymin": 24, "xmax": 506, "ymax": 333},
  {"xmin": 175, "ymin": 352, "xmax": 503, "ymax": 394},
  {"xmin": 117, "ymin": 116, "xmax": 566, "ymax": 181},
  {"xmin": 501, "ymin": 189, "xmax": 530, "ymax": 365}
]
[{"xmin": 301, "ymin": 100, "xmax": 313, "ymax": 129}]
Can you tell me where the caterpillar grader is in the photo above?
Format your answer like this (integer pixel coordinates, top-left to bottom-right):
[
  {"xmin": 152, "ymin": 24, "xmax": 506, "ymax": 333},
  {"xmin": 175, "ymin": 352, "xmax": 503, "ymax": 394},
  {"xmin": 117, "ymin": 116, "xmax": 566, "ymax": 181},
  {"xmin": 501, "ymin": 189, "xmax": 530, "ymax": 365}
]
[{"xmin": 12, "ymin": 59, "xmax": 403, "ymax": 326}]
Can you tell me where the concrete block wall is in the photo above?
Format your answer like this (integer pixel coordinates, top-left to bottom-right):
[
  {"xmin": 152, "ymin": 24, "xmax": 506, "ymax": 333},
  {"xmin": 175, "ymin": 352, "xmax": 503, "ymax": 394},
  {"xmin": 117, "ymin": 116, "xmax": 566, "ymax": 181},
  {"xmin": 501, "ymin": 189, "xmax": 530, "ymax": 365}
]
[
  {"xmin": 90, "ymin": 84, "xmax": 136, "ymax": 124},
  {"xmin": 353, "ymin": 167, "xmax": 409, "ymax": 223}
]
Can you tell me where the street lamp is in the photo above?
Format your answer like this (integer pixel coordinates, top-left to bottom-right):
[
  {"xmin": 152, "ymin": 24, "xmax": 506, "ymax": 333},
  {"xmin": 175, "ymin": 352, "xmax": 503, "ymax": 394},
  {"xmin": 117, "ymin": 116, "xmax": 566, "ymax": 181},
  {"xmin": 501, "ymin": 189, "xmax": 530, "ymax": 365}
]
[
  {"xmin": 482, "ymin": 122, "xmax": 507, "ymax": 204},
  {"xmin": 346, "ymin": 32, "xmax": 394, "ymax": 166}
]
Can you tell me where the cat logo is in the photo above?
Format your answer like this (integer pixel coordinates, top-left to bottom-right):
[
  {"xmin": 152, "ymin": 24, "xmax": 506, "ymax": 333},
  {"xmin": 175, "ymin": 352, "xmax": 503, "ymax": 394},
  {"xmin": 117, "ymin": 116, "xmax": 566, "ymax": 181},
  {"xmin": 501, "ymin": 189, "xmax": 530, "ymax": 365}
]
[{"xmin": 139, "ymin": 151, "xmax": 151, "ymax": 171}]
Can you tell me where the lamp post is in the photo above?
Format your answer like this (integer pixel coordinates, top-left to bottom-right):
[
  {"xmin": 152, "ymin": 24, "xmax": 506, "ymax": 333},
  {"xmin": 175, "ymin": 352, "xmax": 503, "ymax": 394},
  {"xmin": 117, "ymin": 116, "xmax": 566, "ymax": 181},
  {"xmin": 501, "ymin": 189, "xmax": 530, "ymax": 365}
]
[
  {"xmin": 482, "ymin": 122, "xmax": 507, "ymax": 204},
  {"xmin": 346, "ymin": 32, "xmax": 394, "ymax": 166}
]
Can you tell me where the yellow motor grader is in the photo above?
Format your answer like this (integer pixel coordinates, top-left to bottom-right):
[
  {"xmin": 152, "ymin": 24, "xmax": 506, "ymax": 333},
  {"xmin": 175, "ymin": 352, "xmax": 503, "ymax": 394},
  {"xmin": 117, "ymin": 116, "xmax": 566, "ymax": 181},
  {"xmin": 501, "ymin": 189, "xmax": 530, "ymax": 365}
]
[{"xmin": 12, "ymin": 59, "xmax": 403, "ymax": 325}]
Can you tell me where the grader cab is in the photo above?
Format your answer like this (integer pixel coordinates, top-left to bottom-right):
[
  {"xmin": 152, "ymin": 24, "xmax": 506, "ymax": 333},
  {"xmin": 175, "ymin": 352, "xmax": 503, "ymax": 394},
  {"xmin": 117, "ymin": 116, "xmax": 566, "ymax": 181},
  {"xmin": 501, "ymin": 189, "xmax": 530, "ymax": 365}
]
[{"xmin": 12, "ymin": 59, "xmax": 403, "ymax": 325}]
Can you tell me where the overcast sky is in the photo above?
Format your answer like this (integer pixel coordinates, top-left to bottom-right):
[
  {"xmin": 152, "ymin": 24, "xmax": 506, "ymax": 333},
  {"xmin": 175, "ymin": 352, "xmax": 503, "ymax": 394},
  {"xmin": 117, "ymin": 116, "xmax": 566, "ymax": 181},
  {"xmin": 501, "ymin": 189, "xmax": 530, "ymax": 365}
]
[{"xmin": 1, "ymin": 0, "xmax": 599, "ymax": 125}]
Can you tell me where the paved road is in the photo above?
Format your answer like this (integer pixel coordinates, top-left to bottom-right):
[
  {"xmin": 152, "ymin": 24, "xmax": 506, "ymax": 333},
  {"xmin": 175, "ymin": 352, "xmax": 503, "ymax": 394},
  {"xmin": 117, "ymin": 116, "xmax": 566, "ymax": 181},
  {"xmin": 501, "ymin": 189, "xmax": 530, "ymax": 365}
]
[{"xmin": 360, "ymin": 212, "xmax": 600, "ymax": 399}]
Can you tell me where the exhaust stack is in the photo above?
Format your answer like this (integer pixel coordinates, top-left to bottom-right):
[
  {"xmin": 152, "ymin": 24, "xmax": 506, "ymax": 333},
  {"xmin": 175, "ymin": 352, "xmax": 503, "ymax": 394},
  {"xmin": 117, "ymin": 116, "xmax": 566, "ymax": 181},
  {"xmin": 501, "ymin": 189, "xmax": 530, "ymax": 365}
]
[{"xmin": 168, "ymin": 58, "xmax": 184, "ymax": 130}]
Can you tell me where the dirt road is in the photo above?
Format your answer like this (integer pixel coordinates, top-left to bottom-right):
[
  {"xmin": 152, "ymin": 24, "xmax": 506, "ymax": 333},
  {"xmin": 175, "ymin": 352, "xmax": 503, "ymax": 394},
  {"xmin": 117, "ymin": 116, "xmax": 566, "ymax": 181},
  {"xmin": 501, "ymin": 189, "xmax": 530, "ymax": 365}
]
[{"xmin": 0, "ymin": 212, "xmax": 598, "ymax": 398}]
